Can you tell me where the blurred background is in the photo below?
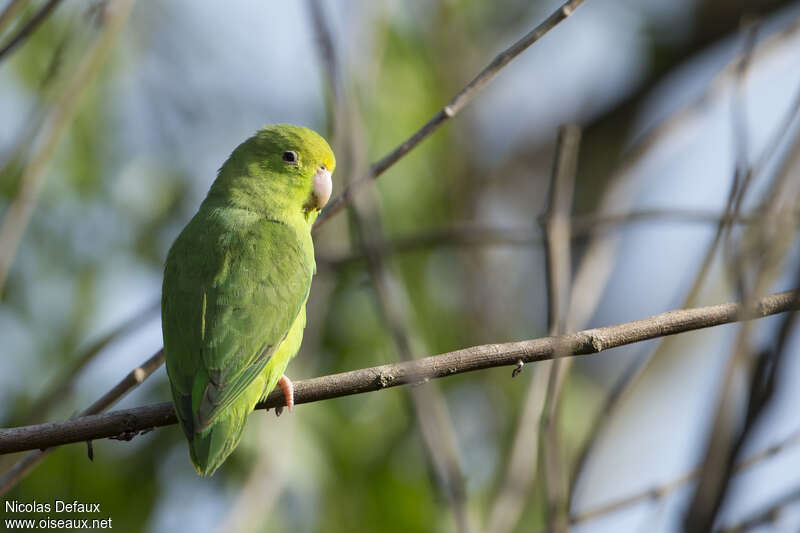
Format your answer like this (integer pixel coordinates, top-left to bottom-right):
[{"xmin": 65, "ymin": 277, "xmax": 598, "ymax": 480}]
[{"xmin": 2, "ymin": 0, "xmax": 800, "ymax": 531}]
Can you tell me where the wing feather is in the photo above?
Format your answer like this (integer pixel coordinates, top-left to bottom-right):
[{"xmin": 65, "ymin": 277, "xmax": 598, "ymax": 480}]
[{"xmin": 163, "ymin": 209, "xmax": 312, "ymax": 435}]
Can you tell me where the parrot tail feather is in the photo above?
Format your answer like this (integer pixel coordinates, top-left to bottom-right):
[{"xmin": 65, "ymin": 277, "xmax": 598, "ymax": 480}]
[{"xmin": 189, "ymin": 414, "xmax": 246, "ymax": 476}]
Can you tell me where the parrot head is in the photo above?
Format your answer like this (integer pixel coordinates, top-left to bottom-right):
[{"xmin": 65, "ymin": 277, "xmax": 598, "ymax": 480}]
[{"xmin": 208, "ymin": 124, "xmax": 336, "ymax": 222}]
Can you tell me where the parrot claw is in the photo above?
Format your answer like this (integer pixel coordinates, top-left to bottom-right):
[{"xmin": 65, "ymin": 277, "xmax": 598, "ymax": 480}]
[{"xmin": 274, "ymin": 374, "xmax": 294, "ymax": 417}]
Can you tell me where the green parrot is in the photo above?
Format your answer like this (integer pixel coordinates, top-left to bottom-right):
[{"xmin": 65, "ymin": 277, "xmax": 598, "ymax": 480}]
[{"xmin": 161, "ymin": 124, "xmax": 335, "ymax": 476}]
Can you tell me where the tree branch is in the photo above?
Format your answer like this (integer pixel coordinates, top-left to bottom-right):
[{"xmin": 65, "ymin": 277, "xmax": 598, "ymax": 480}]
[
  {"xmin": 1, "ymin": 289, "xmax": 797, "ymax": 455},
  {"xmin": 541, "ymin": 124, "xmax": 581, "ymax": 533},
  {"xmin": 317, "ymin": 208, "xmax": 767, "ymax": 268},
  {"xmin": 683, "ymin": 92, "xmax": 800, "ymax": 532},
  {"xmin": 0, "ymin": 0, "xmax": 64, "ymax": 63},
  {"xmin": 486, "ymin": 124, "xmax": 581, "ymax": 533},
  {"xmin": 0, "ymin": 0, "xmax": 135, "ymax": 294},
  {"xmin": 311, "ymin": 0, "xmax": 587, "ymax": 233},
  {"xmin": 716, "ymin": 484, "xmax": 800, "ymax": 533},
  {"xmin": 0, "ymin": 349, "xmax": 163, "ymax": 496},
  {"xmin": 554, "ymin": 425, "xmax": 800, "ymax": 527},
  {"xmin": 0, "ymin": 0, "xmax": 28, "ymax": 39}
]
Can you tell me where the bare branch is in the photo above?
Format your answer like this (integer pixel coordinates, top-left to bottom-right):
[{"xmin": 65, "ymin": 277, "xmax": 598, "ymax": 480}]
[
  {"xmin": 0, "ymin": 0, "xmax": 136, "ymax": 294},
  {"xmin": 346, "ymin": 95, "xmax": 474, "ymax": 533},
  {"xmin": 0, "ymin": 349, "xmax": 163, "ymax": 496},
  {"xmin": 683, "ymin": 131, "xmax": 800, "ymax": 532},
  {"xmin": 486, "ymin": 125, "xmax": 580, "ymax": 533},
  {"xmin": 486, "ymin": 365, "xmax": 550, "ymax": 533},
  {"xmin": 0, "ymin": 0, "xmax": 65, "ymax": 63},
  {"xmin": 0, "ymin": 0, "xmax": 28, "ymax": 38},
  {"xmin": 309, "ymin": 2, "xmax": 472, "ymax": 528},
  {"xmin": 541, "ymin": 125, "xmax": 580, "ymax": 533},
  {"xmin": 716, "ymin": 485, "xmax": 800, "ymax": 533},
  {"xmin": 568, "ymin": 56, "xmax": 800, "ymax": 507},
  {"xmin": 351, "ymin": 198, "xmax": 473, "ymax": 531},
  {"xmin": 311, "ymin": 0, "xmax": 587, "ymax": 233},
  {"xmin": 567, "ymin": 426, "xmax": 800, "ymax": 526},
  {"xmin": 1, "ymin": 290, "xmax": 797, "ymax": 456},
  {"xmin": 318, "ymin": 208, "xmax": 766, "ymax": 268}
]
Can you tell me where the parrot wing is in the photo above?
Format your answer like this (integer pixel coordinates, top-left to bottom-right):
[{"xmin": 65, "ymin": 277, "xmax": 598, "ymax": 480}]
[{"xmin": 163, "ymin": 212, "xmax": 313, "ymax": 435}]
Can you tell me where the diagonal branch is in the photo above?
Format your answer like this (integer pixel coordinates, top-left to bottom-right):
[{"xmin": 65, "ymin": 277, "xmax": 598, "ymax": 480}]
[
  {"xmin": 349, "ymin": 166, "xmax": 473, "ymax": 532},
  {"xmin": 0, "ymin": 0, "xmax": 135, "ymax": 294},
  {"xmin": 1, "ymin": 289, "xmax": 797, "ymax": 456},
  {"xmin": 567, "ymin": 60, "xmax": 800, "ymax": 509},
  {"xmin": 311, "ymin": 0, "xmax": 587, "ymax": 233},
  {"xmin": 716, "ymin": 484, "xmax": 800, "ymax": 533},
  {"xmin": 683, "ymin": 121, "xmax": 800, "ymax": 532},
  {"xmin": 0, "ymin": 0, "xmax": 28, "ymax": 39},
  {"xmin": 0, "ymin": 0, "xmax": 65, "ymax": 63},
  {"xmin": 0, "ymin": 348, "xmax": 163, "ymax": 496},
  {"xmin": 549, "ymin": 425, "xmax": 800, "ymax": 527}
]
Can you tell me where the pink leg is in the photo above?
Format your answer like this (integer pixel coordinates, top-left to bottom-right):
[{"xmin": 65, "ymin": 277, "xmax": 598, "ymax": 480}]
[{"xmin": 274, "ymin": 374, "xmax": 294, "ymax": 417}]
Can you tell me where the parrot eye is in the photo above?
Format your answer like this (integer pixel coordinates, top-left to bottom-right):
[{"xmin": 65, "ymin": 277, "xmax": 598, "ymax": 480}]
[{"xmin": 282, "ymin": 151, "xmax": 298, "ymax": 165}]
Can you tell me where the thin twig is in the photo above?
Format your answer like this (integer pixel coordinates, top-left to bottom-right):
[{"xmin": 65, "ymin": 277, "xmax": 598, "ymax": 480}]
[
  {"xmin": 684, "ymin": 23, "xmax": 797, "ymax": 311},
  {"xmin": 542, "ymin": 126, "xmax": 581, "ymax": 336},
  {"xmin": 683, "ymin": 105, "xmax": 800, "ymax": 533},
  {"xmin": 618, "ymin": 13, "xmax": 800, "ymax": 194},
  {"xmin": 309, "ymin": 2, "xmax": 471, "ymax": 529},
  {"xmin": 725, "ymin": 18, "xmax": 760, "ymax": 300},
  {"xmin": 562, "ymin": 182, "xmax": 641, "ymax": 503},
  {"xmin": 0, "ymin": 0, "xmax": 65, "ymax": 63},
  {"xmin": 541, "ymin": 125, "xmax": 580, "ymax": 533},
  {"xmin": 688, "ymin": 307, "xmax": 800, "ymax": 532},
  {"xmin": 0, "ymin": 20, "xmax": 72, "ymax": 173},
  {"xmin": 318, "ymin": 208, "xmax": 766, "ymax": 268},
  {"xmin": 716, "ymin": 485, "xmax": 800, "ymax": 533},
  {"xmin": 486, "ymin": 126, "xmax": 580, "ymax": 533},
  {"xmin": 311, "ymin": 0, "xmax": 587, "ymax": 233},
  {"xmin": 307, "ymin": 0, "xmax": 339, "ymax": 106},
  {"xmin": 684, "ymin": 74, "xmax": 800, "ymax": 529},
  {"xmin": 568, "ymin": 53, "xmax": 800, "ymax": 503},
  {"xmin": 0, "ymin": 0, "xmax": 28, "ymax": 39},
  {"xmin": 1, "ymin": 289, "xmax": 797, "ymax": 456},
  {"xmin": 346, "ymin": 85, "xmax": 473, "ymax": 533},
  {"xmin": 567, "ymin": 426, "xmax": 800, "ymax": 526},
  {"xmin": 350, "ymin": 199, "xmax": 473, "ymax": 532},
  {"xmin": 486, "ymin": 365, "xmax": 550, "ymax": 533},
  {"xmin": 0, "ymin": 0, "xmax": 135, "ymax": 295}
]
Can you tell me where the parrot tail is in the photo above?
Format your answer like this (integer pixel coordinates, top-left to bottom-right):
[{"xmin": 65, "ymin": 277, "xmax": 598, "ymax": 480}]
[
  {"xmin": 188, "ymin": 414, "xmax": 247, "ymax": 477},
  {"xmin": 171, "ymin": 382, "xmax": 248, "ymax": 476}
]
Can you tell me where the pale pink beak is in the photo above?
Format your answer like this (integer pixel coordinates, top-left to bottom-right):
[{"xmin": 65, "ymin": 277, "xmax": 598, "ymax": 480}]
[{"xmin": 312, "ymin": 166, "xmax": 332, "ymax": 209}]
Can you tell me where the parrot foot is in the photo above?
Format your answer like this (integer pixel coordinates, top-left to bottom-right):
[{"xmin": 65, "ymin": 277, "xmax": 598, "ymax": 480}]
[{"xmin": 274, "ymin": 374, "xmax": 294, "ymax": 417}]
